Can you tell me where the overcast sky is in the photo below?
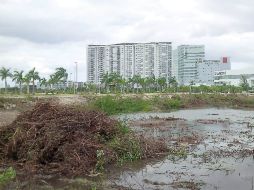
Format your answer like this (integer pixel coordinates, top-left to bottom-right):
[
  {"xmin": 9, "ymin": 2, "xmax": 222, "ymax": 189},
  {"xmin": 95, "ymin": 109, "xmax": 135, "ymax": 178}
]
[{"xmin": 0, "ymin": 0, "xmax": 254, "ymax": 85}]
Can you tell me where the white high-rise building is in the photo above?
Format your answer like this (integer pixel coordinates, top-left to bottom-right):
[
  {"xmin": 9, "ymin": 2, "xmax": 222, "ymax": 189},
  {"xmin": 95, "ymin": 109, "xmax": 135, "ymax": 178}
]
[
  {"xmin": 177, "ymin": 45, "xmax": 205, "ymax": 85},
  {"xmin": 172, "ymin": 49, "xmax": 179, "ymax": 82},
  {"xmin": 87, "ymin": 45, "xmax": 106, "ymax": 84},
  {"xmin": 87, "ymin": 42, "xmax": 172, "ymax": 84}
]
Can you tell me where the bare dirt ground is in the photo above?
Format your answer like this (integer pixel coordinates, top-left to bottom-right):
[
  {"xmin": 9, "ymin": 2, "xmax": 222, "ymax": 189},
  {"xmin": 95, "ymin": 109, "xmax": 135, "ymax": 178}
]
[{"xmin": 0, "ymin": 111, "xmax": 19, "ymax": 127}]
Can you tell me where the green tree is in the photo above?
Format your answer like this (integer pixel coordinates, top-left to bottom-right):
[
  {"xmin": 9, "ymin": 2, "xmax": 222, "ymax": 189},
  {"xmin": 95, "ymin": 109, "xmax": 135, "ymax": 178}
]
[
  {"xmin": 131, "ymin": 75, "xmax": 142, "ymax": 93},
  {"xmin": 102, "ymin": 72, "xmax": 110, "ymax": 93},
  {"xmin": 118, "ymin": 76, "xmax": 126, "ymax": 93},
  {"xmin": 0, "ymin": 67, "xmax": 12, "ymax": 93},
  {"xmin": 240, "ymin": 75, "xmax": 249, "ymax": 92},
  {"xmin": 157, "ymin": 77, "xmax": 167, "ymax": 92},
  {"xmin": 39, "ymin": 77, "xmax": 48, "ymax": 93},
  {"xmin": 23, "ymin": 74, "xmax": 31, "ymax": 94},
  {"xmin": 54, "ymin": 67, "xmax": 68, "ymax": 90},
  {"xmin": 12, "ymin": 70, "xmax": 24, "ymax": 94},
  {"xmin": 108, "ymin": 72, "xmax": 121, "ymax": 93},
  {"xmin": 169, "ymin": 77, "xmax": 178, "ymax": 92},
  {"xmin": 48, "ymin": 74, "xmax": 58, "ymax": 91},
  {"xmin": 27, "ymin": 68, "xmax": 40, "ymax": 95},
  {"xmin": 189, "ymin": 80, "xmax": 195, "ymax": 94}
]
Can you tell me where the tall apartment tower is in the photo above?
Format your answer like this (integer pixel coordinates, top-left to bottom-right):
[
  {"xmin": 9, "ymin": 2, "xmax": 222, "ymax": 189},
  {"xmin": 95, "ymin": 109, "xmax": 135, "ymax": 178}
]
[
  {"xmin": 87, "ymin": 42, "xmax": 172, "ymax": 84},
  {"xmin": 154, "ymin": 42, "xmax": 172, "ymax": 80},
  {"xmin": 87, "ymin": 45, "xmax": 106, "ymax": 84},
  {"xmin": 177, "ymin": 45, "xmax": 205, "ymax": 85},
  {"xmin": 172, "ymin": 49, "xmax": 179, "ymax": 82}
]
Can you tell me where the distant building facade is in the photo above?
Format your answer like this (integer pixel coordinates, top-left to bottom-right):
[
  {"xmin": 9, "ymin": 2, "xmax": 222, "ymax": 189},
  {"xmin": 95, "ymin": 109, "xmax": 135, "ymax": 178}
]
[
  {"xmin": 197, "ymin": 57, "xmax": 231, "ymax": 85},
  {"xmin": 214, "ymin": 69, "xmax": 254, "ymax": 87},
  {"xmin": 176, "ymin": 45, "xmax": 205, "ymax": 85},
  {"xmin": 172, "ymin": 49, "xmax": 179, "ymax": 82},
  {"xmin": 173, "ymin": 45, "xmax": 231, "ymax": 86},
  {"xmin": 87, "ymin": 42, "xmax": 172, "ymax": 84}
]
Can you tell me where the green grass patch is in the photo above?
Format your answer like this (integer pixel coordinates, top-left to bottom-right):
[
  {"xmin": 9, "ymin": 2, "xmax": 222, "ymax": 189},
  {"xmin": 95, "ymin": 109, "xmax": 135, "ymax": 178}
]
[
  {"xmin": 0, "ymin": 167, "xmax": 16, "ymax": 187},
  {"xmin": 90, "ymin": 95, "xmax": 152, "ymax": 115},
  {"xmin": 108, "ymin": 135, "xmax": 142, "ymax": 165}
]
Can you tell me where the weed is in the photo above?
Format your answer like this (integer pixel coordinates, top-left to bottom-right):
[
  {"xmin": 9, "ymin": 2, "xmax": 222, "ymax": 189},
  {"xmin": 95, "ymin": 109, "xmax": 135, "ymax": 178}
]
[
  {"xmin": 109, "ymin": 136, "xmax": 142, "ymax": 165},
  {"xmin": 95, "ymin": 150, "xmax": 105, "ymax": 172},
  {"xmin": 168, "ymin": 146, "xmax": 188, "ymax": 159},
  {"xmin": 0, "ymin": 167, "xmax": 16, "ymax": 187}
]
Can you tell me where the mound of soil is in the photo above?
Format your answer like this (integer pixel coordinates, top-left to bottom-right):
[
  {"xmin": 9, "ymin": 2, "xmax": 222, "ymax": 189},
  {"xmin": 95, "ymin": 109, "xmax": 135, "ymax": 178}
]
[{"xmin": 0, "ymin": 102, "xmax": 167, "ymax": 176}]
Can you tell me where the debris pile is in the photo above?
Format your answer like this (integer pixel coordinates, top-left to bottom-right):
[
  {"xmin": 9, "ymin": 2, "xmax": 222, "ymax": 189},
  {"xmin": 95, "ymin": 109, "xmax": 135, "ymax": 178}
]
[{"xmin": 0, "ymin": 102, "xmax": 167, "ymax": 176}]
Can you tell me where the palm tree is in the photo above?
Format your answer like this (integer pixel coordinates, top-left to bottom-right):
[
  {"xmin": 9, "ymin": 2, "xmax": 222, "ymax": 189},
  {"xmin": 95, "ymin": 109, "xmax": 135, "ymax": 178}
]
[
  {"xmin": 157, "ymin": 77, "xmax": 167, "ymax": 92},
  {"xmin": 12, "ymin": 70, "xmax": 24, "ymax": 94},
  {"xmin": 169, "ymin": 77, "xmax": 178, "ymax": 92},
  {"xmin": 23, "ymin": 74, "xmax": 31, "ymax": 94},
  {"xmin": 189, "ymin": 80, "xmax": 195, "ymax": 94},
  {"xmin": 108, "ymin": 72, "xmax": 121, "ymax": 93},
  {"xmin": 39, "ymin": 77, "xmax": 48, "ymax": 93},
  {"xmin": 102, "ymin": 72, "xmax": 110, "ymax": 93},
  {"xmin": 54, "ymin": 67, "xmax": 68, "ymax": 90},
  {"xmin": 240, "ymin": 75, "xmax": 249, "ymax": 92},
  {"xmin": 27, "ymin": 68, "xmax": 40, "ymax": 95},
  {"xmin": 138, "ymin": 77, "xmax": 145, "ymax": 92},
  {"xmin": 145, "ymin": 77, "xmax": 154, "ymax": 93},
  {"xmin": 0, "ymin": 67, "xmax": 12, "ymax": 93},
  {"xmin": 132, "ymin": 75, "xmax": 142, "ymax": 93},
  {"xmin": 48, "ymin": 74, "xmax": 58, "ymax": 91},
  {"xmin": 118, "ymin": 76, "xmax": 126, "ymax": 93}
]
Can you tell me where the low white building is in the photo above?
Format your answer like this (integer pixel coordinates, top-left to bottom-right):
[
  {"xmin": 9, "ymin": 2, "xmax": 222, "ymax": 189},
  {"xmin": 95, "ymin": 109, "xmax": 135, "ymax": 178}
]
[
  {"xmin": 197, "ymin": 57, "xmax": 231, "ymax": 85},
  {"xmin": 214, "ymin": 69, "xmax": 254, "ymax": 87}
]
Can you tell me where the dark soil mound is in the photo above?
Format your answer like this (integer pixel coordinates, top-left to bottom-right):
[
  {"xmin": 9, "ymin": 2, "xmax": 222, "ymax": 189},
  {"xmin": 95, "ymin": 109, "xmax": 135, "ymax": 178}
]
[{"xmin": 0, "ymin": 102, "xmax": 167, "ymax": 176}]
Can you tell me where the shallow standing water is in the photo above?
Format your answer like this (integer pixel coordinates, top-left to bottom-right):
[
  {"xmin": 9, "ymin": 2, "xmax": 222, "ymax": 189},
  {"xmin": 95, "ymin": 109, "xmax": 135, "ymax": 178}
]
[{"xmin": 112, "ymin": 108, "xmax": 254, "ymax": 190}]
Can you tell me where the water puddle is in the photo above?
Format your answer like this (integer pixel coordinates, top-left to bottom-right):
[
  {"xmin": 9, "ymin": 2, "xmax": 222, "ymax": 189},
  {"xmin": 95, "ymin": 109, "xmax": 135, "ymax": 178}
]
[{"xmin": 112, "ymin": 108, "xmax": 254, "ymax": 190}]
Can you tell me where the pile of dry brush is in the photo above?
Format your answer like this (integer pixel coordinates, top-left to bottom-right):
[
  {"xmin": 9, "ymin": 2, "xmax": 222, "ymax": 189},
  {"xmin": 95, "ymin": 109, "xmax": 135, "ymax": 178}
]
[{"xmin": 0, "ymin": 102, "xmax": 167, "ymax": 176}]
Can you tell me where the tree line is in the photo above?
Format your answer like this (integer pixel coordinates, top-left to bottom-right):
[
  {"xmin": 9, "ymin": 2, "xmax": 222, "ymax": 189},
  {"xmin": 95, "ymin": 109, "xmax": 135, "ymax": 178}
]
[
  {"xmin": 0, "ymin": 67, "xmax": 251, "ymax": 95},
  {"xmin": 86, "ymin": 72, "xmax": 251, "ymax": 94},
  {"xmin": 0, "ymin": 67, "xmax": 68, "ymax": 94},
  {"xmin": 99, "ymin": 72, "xmax": 178, "ymax": 93}
]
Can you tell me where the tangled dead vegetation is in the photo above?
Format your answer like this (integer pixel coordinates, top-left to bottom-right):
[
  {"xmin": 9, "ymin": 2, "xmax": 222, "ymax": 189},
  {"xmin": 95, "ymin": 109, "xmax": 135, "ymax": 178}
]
[{"xmin": 0, "ymin": 102, "xmax": 167, "ymax": 176}]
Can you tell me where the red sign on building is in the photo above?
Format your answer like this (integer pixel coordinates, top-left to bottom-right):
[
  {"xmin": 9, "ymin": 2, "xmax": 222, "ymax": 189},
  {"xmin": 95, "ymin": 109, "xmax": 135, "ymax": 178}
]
[{"xmin": 222, "ymin": 57, "xmax": 228, "ymax": 63}]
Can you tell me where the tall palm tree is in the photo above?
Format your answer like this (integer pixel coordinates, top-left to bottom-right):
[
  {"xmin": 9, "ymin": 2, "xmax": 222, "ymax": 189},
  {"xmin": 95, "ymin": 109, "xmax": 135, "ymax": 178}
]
[
  {"xmin": 189, "ymin": 80, "xmax": 195, "ymax": 94},
  {"xmin": 108, "ymin": 72, "xmax": 121, "ymax": 93},
  {"xmin": 23, "ymin": 74, "xmax": 31, "ymax": 94},
  {"xmin": 12, "ymin": 70, "xmax": 24, "ymax": 94},
  {"xmin": 157, "ymin": 77, "xmax": 166, "ymax": 92},
  {"xmin": 118, "ymin": 76, "xmax": 126, "ymax": 93},
  {"xmin": 54, "ymin": 67, "xmax": 68, "ymax": 90},
  {"xmin": 0, "ymin": 67, "xmax": 12, "ymax": 93},
  {"xmin": 27, "ymin": 68, "xmax": 40, "ymax": 95},
  {"xmin": 240, "ymin": 75, "xmax": 249, "ymax": 91},
  {"xmin": 169, "ymin": 77, "xmax": 178, "ymax": 92},
  {"xmin": 48, "ymin": 74, "xmax": 58, "ymax": 91},
  {"xmin": 144, "ymin": 75, "xmax": 156, "ymax": 93},
  {"xmin": 132, "ymin": 75, "xmax": 142, "ymax": 93},
  {"xmin": 39, "ymin": 77, "xmax": 48, "ymax": 93},
  {"xmin": 102, "ymin": 72, "xmax": 110, "ymax": 93}
]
